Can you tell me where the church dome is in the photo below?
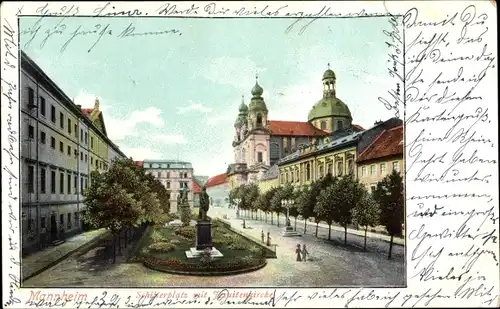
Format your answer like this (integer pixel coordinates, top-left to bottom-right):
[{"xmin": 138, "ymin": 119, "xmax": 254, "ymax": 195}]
[
  {"xmin": 308, "ymin": 97, "xmax": 351, "ymax": 122},
  {"xmin": 251, "ymin": 81, "xmax": 264, "ymax": 97},
  {"xmin": 239, "ymin": 101, "xmax": 248, "ymax": 113},
  {"xmin": 234, "ymin": 116, "xmax": 245, "ymax": 128},
  {"xmin": 323, "ymin": 68, "xmax": 336, "ymax": 80}
]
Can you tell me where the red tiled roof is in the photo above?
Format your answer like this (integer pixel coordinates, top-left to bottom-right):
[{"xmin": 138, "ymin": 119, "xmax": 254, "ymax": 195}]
[
  {"xmin": 353, "ymin": 124, "xmax": 364, "ymax": 131},
  {"xmin": 357, "ymin": 125, "xmax": 403, "ymax": 162},
  {"xmin": 268, "ymin": 120, "xmax": 329, "ymax": 136},
  {"xmin": 192, "ymin": 179, "xmax": 203, "ymax": 194},
  {"xmin": 136, "ymin": 161, "xmax": 143, "ymax": 167},
  {"xmin": 82, "ymin": 108, "xmax": 93, "ymax": 118},
  {"xmin": 206, "ymin": 173, "xmax": 228, "ymax": 188}
]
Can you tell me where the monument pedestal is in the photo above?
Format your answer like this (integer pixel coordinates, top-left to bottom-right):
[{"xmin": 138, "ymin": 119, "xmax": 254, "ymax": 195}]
[
  {"xmin": 184, "ymin": 219, "xmax": 224, "ymax": 259},
  {"xmin": 195, "ymin": 220, "xmax": 213, "ymax": 250},
  {"xmin": 280, "ymin": 225, "xmax": 301, "ymax": 237}
]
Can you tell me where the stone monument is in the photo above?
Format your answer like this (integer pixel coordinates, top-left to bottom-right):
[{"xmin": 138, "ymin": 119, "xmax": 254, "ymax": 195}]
[{"xmin": 185, "ymin": 186, "xmax": 223, "ymax": 258}]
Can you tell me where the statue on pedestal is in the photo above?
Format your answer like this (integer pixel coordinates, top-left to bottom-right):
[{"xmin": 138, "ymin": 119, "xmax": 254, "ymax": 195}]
[{"xmin": 199, "ymin": 186, "xmax": 210, "ymax": 221}]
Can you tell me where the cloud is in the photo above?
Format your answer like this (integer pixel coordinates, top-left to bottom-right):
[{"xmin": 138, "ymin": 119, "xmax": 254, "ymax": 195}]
[
  {"xmin": 196, "ymin": 56, "xmax": 267, "ymax": 91},
  {"xmin": 205, "ymin": 112, "xmax": 235, "ymax": 126},
  {"xmin": 151, "ymin": 134, "xmax": 188, "ymax": 144},
  {"xmin": 177, "ymin": 102, "xmax": 213, "ymax": 114},
  {"xmin": 119, "ymin": 146, "xmax": 162, "ymax": 161},
  {"xmin": 74, "ymin": 91, "xmax": 165, "ymax": 141}
]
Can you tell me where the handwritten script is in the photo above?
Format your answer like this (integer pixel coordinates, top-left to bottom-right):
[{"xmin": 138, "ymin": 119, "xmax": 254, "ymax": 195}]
[
  {"xmin": 402, "ymin": 3, "xmax": 499, "ymax": 308},
  {"xmin": 1, "ymin": 1, "xmax": 499, "ymax": 308}
]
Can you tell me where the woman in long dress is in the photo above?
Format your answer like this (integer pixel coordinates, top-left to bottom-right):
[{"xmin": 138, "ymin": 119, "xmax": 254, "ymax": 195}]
[{"xmin": 296, "ymin": 244, "xmax": 302, "ymax": 262}]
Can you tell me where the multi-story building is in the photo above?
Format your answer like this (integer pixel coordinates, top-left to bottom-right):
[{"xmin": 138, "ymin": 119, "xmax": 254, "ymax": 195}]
[
  {"xmin": 357, "ymin": 125, "xmax": 404, "ymax": 192},
  {"xmin": 227, "ymin": 66, "xmax": 365, "ymax": 189},
  {"xmin": 140, "ymin": 160, "xmax": 194, "ymax": 213},
  {"xmin": 205, "ymin": 173, "xmax": 230, "ymax": 207},
  {"xmin": 277, "ymin": 118, "xmax": 403, "ymax": 187},
  {"xmin": 258, "ymin": 164, "xmax": 279, "ymax": 194},
  {"xmin": 20, "ymin": 51, "xmax": 126, "ymax": 255}
]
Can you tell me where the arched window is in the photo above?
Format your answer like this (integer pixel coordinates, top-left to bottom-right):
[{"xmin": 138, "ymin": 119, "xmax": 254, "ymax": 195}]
[
  {"xmin": 337, "ymin": 120, "xmax": 344, "ymax": 130},
  {"xmin": 306, "ymin": 163, "xmax": 311, "ymax": 181},
  {"xmin": 320, "ymin": 121, "xmax": 327, "ymax": 130},
  {"xmin": 256, "ymin": 114, "xmax": 263, "ymax": 127},
  {"xmin": 337, "ymin": 161, "xmax": 343, "ymax": 176}
]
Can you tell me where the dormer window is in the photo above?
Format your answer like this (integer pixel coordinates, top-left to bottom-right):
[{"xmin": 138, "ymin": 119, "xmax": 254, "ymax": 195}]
[{"xmin": 337, "ymin": 120, "xmax": 344, "ymax": 130}]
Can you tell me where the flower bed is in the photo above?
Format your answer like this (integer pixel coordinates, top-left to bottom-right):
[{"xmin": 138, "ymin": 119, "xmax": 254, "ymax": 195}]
[{"xmin": 143, "ymin": 256, "xmax": 266, "ymax": 274}]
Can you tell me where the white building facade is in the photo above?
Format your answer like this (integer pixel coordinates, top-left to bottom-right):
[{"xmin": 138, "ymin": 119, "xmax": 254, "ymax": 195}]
[
  {"xmin": 20, "ymin": 52, "xmax": 126, "ymax": 255},
  {"xmin": 142, "ymin": 160, "xmax": 194, "ymax": 213}
]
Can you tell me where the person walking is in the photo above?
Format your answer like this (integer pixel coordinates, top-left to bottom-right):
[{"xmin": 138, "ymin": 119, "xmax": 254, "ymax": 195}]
[
  {"xmin": 301, "ymin": 244, "xmax": 309, "ymax": 262},
  {"xmin": 261, "ymin": 230, "xmax": 265, "ymax": 243},
  {"xmin": 295, "ymin": 244, "xmax": 302, "ymax": 262}
]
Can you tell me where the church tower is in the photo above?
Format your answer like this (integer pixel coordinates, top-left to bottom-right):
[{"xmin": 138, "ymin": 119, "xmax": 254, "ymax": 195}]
[
  {"xmin": 308, "ymin": 64, "xmax": 353, "ymax": 133},
  {"xmin": 247, "ymin": 75, "xmax": 268, "ymax": 131}
]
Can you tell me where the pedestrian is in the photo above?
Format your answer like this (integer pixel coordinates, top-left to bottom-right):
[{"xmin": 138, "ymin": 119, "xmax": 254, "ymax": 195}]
[
  {"xmin": 242, "ymin": 219, "xmax": 246, "ymax": 229},
  {"xmin": 266, "ymin": 232, "xmax": 271, "ymax": 246},
  {"xmin": 302, "ymin": 244, "xmax": 309, "ymax": 262},
  {"xmin": 295, "ymin": 244, "xmax": 302, "ymax": 262},
  {"xmin": 261, "ymin": 230, "xmax": 265, "ymax": 243}
]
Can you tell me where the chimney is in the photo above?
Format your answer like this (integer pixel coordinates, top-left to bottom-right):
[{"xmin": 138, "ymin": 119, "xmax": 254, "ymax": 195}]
[{"xmin": 76, "ymin": 104, "xmax": 82, "ymax": 109}]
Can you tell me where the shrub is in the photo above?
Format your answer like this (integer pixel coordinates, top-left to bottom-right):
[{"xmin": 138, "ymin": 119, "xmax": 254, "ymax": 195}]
[
  {"xmin": 228, "ymin": 236, "xmax": 249, "ymax": 250},
  {"xmin": 175, "ymin": 226, "xmax": 196, "ymax": 240},
  {"xmin": 150, "ymin": 230, "xmax": 168, "ymax": 243},
  {"xmin": 248, "ymin": 246, "xmax": 261, "ymax": 255},
  {"xmin": 149, "ymin": 242, "xmax": 176, "ymax": 253},
  {"xmin": 170, "ymin": 239, "xmax": 181, "ymax": 244}
]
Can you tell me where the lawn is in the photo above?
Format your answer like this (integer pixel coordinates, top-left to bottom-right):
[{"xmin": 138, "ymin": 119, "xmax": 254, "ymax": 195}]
[{"xmin": 130, "ymin": 220, "xmax": 266, "ymax": 273}]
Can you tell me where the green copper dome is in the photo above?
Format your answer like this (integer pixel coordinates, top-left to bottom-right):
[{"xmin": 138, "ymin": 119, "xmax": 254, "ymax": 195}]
[
  {"xmin": 234, "ymin": 116, "xmax": 245, "ymax": 128},
  {"xmin": 251, "ymin": 81, "xmax": 264, "ymax": 97},
  {"xmin": 308, "ymin": 97, "xmax": 351, "ymax": 122},
  {"xmin": 323, "ymin": 69, "xmax": 336, "ymax": 80},
  {"xmin": 239, "ymin": 101, "xmax": 248, "ymax": 113}
]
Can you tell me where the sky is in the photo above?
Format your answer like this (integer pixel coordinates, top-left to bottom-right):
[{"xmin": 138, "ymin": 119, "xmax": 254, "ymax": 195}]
[{"xmin": 20, "ymin": 16, "xmax": 397, "ymax": 178}]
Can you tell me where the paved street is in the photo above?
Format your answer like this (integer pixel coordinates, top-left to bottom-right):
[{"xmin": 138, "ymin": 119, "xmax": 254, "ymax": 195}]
[
  {"xmin": 212, "ymin": 207, "xmax": 404, "ymax": 258},
  {"xmin": 24, "ymin": 208, "xmax": 405, "ymax": 287}
]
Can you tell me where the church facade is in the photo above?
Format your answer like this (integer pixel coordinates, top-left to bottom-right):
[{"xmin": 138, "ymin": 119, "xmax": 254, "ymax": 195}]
[{"xmin": 227, "ymin": 66, "xmax": 364, "ymax": 189}]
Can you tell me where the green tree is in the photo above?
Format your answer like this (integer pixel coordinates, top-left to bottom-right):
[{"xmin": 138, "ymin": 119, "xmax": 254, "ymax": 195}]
[
  {"xmin": 353, "ymin": 190, "xmax": 380, "ymax": 250},
  {"xmin": 270, "ymin": 187, "xmax": 284, "ymax": 227},
  {"xmin": 373, "ymin": 170, "xmax": 404, "ymax": 259},
  {"xmin": 83, "ymin": 163, "xmax": 146, "ymax": 263},
  {"xmin": 315, "ymin": 182, "xmax": 338, "ymax": 240},
  {"xmin": 244, "ymin": 183, "xmax": 260, "ymax": 220},
  {"xmin": 296, "ymin": 184, "xmax": 313, "ymax": 234},
  {"xmin": 331, "ymin": 174, "xmax": 365, "ymax": 245}
]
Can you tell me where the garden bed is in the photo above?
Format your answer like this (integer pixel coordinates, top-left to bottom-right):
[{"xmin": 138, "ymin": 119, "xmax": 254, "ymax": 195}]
[{"xmin": 129, "ymin": 220, "xmax": 268, "ymax": 275}]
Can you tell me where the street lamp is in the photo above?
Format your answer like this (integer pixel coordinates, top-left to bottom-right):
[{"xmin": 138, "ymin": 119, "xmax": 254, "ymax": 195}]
[
  {"xmin": 280, "ymin": 199, "xmax": 300, "ymax": 237},
  {"xmin": 281, "ymin": 199, "xmax": 294, "ymax": 227}
]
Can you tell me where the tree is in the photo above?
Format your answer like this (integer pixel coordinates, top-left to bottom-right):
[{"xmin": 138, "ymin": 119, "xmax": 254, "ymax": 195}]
[
  {"xmin": 270, "ymin": 187, "xmax": 284, "ymax": 227},
  {"xmin": 331, "ymin": 174, "xmax": 365, "ymax": 245},
  {"xmin": 353, "ymin": 190, "xmax": 380, "ymax": 250},
  {"xmin": 83, "ymin": 162, "xmax": 146, "ymax": 263},
  {"xmin": 315, "ymin": 185, "xmax": 337, "ymax": 240},
  {"xmin": 373, "ymin": 170, "xmax": 404, "ymax": 259},
  {"xmin": 296, "ymin": 184, "xmax": 314, "ymax": 234},
  {"xmin": 244, "ymin": 183, "xmax": 260, "ymax": 219}
]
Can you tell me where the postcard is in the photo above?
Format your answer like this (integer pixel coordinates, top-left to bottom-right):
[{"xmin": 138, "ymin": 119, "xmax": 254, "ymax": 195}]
[{"xmin": 1, "ymin": 1, "xmax": 498, "ymax": 308}]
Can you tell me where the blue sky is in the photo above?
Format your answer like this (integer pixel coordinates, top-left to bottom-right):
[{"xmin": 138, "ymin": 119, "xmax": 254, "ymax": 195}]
[{"xmin": 20, "ymin": 16, "xmax": 396, "ymax": 177}]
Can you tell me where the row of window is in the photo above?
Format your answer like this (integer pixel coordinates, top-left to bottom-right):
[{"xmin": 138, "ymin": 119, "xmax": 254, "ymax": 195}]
[
  {"xmin": 361, "ymin": 161, "xmax": 400, "ymax": 177},
  {"xmin": 28, "ymin": 126, "xmax": 108, "ymax": 170},
  {"xmin": 26, "ymin": 166, "xmax": 88, "ymax": 194},
  {"xmin": 26, "ymin": 211, "xmax": 81, "ymax": 231},
  {"xmin": 280, "ymin": 159, "xmax": 354, "ymax": 184},
  {"xmin": 28, "ymin": 87, "xmax": 95, "ymax": 149},
  {"xmin": 149, "ymin": 171, "xmax": 191, "ymax": 178}
]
